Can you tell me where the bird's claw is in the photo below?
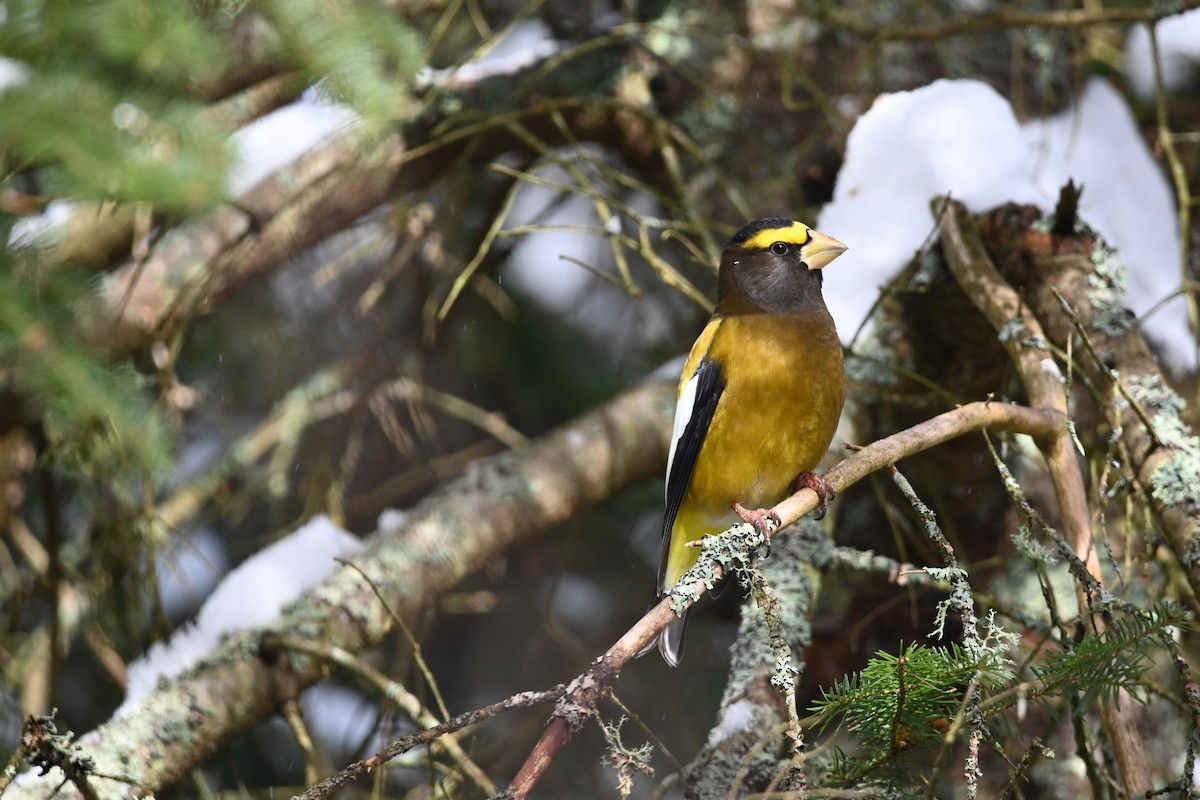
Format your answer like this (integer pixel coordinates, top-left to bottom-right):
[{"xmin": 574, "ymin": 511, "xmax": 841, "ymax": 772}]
[
  {"xmin": 793, "ymin": 472, "xmax": 837, "ymax": 520},
  {"xmin": 731, "ymin": 502, "xmax": 780, "ymax": 545}
]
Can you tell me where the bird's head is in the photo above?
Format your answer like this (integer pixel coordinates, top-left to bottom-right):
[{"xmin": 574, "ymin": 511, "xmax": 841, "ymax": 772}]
[{"xmin": 716, "ymin": 218, "xmax": 847, "ymax": 316}]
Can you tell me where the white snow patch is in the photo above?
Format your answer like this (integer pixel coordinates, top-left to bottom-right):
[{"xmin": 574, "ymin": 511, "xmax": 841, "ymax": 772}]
[
  {"xmin": 819, "ymin": 78, "xmax": 1192, "ymax": 370},
  {"xmin": 417, "ymin": 20, "xmax": 563, "ymax": 88},
  {"xmin": 1039, "ymin": 358, "xmax": 1064, "ymax": 384},
  {"xmin": 119, "ymin": 515, "xmax": 361, "ymax": 714},
  {"xmin": 7, "ymin": 200, "xmax": 75, "ymax": 249},
  {"xmin": 1023, "ymin": 80, "xmax": 1186, "ymax": 365},
  {"xmin": 711, "ymin": 698, "xmax": 757, "ymax": 741},
  {"xmin": 0, "ymin": 57, "xmax": 29, "ymax": 93},
  {"xmin": 1124, "ymin": 9, "xmax": 1200, "ymax": 102},
  {"xmin": 376, "ymin": 507, "xmax": 410, "ymax": 533},
  {"xmin": 228, "ymin": 88, "xmax": 358, "ymax": 196},
  {"xmin": 819, "ymin": 80, "xmax": 1037, "ymax": 345}
]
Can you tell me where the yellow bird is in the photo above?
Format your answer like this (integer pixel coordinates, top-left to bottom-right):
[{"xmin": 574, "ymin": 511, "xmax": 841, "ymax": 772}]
[{"xmin": 655, "ymin": 217, "xmax": 847, "ymax": 666}]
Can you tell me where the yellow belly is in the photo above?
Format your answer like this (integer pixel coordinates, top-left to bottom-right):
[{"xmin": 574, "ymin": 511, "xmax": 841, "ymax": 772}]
[{"xmin": 664, "ymin": 312, "xmax": 843, "ymax": 588}]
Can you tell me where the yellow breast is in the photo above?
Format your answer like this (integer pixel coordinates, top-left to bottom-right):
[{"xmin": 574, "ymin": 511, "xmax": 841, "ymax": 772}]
[{"xmin": 684, "ymin": 312, "xmax": 844, "ymax": 516}]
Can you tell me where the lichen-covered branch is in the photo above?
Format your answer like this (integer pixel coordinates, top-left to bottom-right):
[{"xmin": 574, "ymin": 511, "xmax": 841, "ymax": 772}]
[
  {"xmin": 936, "ymin": 198, "xmax": 1151, "ymax": 795},
  {"xmin": 509, "ymin": 400, "xmax": 1067, "ymax": 798},
  {"xmin": 3, "ymin": 379, "xmax": 675, "ymax": 800},
  {"xmin": 976, "ymin": 204, "xmax": 1200, "ymax": 607}
]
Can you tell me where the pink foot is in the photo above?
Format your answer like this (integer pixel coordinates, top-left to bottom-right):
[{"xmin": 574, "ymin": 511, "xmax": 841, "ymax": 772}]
[
  {"xmin": 793, "ymin": 472, "xmax": 837, "ymax": 519},
  {"xmin": 732, "ymin": 502, "xmax": 781, "ymax": 538}
]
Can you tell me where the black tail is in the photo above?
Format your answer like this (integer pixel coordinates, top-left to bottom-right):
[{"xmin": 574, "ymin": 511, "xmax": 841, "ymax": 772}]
[{"xmin": 657, "ymin": 611, "xmax": 688, "ymax": 667}]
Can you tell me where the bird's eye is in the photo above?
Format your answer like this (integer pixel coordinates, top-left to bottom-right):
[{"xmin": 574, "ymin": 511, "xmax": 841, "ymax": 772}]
[{"xmin": 770, "ymin": 241, "xmax": 789, "ymax": 256}]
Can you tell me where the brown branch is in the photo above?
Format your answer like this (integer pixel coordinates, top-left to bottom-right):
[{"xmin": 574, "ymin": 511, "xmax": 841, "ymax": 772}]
[
  {"xmin": 89, "ymin": 60, "xmax": 678, "ymax": 350},
  {"xmin": 979, "ymin": 208, "xmax": 1200, "ymax": 604},
  {"xmin": 509, "ymin": 399, "xmax": 1062, "ymax": 798},
  {"xmin": 935, "ymin": 199, "xmax": 1151, "ymax": 796},
  {"xmin": 298, "ymin": 686, "xmax": 564, "ymax": 800},
  {"xmin": 204, "ymin": 71, "xmax": 307, "ymax": 131},
  {"xmin": 934, "ymin": 200, "xmax": 1094, "ymax": 569},
  {"xmin": 825, "ymin": 0, "xmax": 1200, "ymax": 42},
  {"xmin": 92, "ymin": 130, "xmax": 369, "ymax": 348},
  {"xmin": 45, "ymin": 72, "xmax": 308, "ymax": 272},
  {"xmin": 3, "ymin": 379, "xmax": 674, "ymax": 800}
]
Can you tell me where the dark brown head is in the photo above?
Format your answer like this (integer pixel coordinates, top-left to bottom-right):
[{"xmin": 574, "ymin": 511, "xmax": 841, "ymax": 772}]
[{"xmin": 716, "ymin": 218, "xmax": 847, "ymax": 316}]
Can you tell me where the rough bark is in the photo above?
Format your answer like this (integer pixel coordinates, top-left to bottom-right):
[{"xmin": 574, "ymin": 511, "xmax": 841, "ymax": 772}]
[{"xmin": 4, "ymin": 379, "xmax": 674, "ymax": 800}]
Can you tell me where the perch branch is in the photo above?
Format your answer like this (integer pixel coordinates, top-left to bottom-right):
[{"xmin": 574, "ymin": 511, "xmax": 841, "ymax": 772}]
[
  {"xmin": 935, "ymin": 199, "xmax": 1151, "ymax": 795},
  {"xmin": 509, "ymin": 399, "xmax": 1063, "ymax": 798}
]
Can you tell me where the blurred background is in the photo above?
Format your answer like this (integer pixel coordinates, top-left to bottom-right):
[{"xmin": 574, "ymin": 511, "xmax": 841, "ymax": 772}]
[{"xmin": 1, "ymin": 0, "xmax": 1199, "ymax": 797}]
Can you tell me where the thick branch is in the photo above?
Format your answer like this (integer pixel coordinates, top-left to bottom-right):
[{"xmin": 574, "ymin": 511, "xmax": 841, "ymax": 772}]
[
  {"xmin": 92, "ymin": 132, "xmax": 375, "ymax": 348},
  {"xmin": 977, "ymin": 205, "xmax": 1200, "ymax": 603},
  {"xmin": 91, "ymin": 59, "xmax": 670, "ymax": 349},
  {"xmin": 4, "ymin": 380, "xmax": 675, "ymax": 800},
  {"xmin": 935, "ymin": 200, "xmax": 1095, "ymax": 570},
  {"xmin": 936, "ymin": 199, "xmax": 1151, "ymax": 796}
]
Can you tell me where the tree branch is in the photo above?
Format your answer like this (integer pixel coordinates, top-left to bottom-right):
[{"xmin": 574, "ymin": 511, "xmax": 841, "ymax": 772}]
[
  {"xmin": 3, "ymin": 379, "xmax": 674, "ymax": 800},
  {"xmin": 509, "ymin": 399, "xmax": 1064, "ymax": 797},
  {"xmin": 825, "ymin": 0, "xmax": 1200, "ymax": 42},
  {"xmin": 936, "ymin": 199, "xmax": 1151, "ymax": 795},
  {"xmin": 977, "ymin": 204, "xmax": 1200, "ymax": 605}
]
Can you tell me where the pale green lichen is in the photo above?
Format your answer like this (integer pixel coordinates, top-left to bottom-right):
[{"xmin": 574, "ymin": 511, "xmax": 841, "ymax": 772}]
[
  {"xmin": 1125, "ymin": 374, "xmax": 1193, "ymax": 448},
  {"xmin": 998, "ymin": 315, "xmax": 1027, "ymax": 344},
  {"xmin": 911, "ymin": 246, "xmax": 944, "ymax": 287},
  {"xmin": 685, "ymin": 525, "xmax": 825, "ymax": 793},
  {"xmin": 644, "ymin": 7, "xmax": 697, "ymax": 63},
  {"xmin": 669, "ymin": 522, "xmax": 765, "ymax": 616},
  {"xmin": 1029, "ymin": 216, "xmax": 1055, "ymax": 234},
  {"xmin": 1020, "ymin": 334, "xmax": 1049, "ymax": 351},
  {"xmin": 1086, "ymin": 236, "xmax": 1133, "ymax": 337},
  {"xmin": 1033, "ymin": 212, "xmax": 1132, "ymax": 337},
  {"xmin": 1122, "ymin": 375, "xmax": 1200, "ymax": 566},
  {"xmin": 845, "ymin": 306, "xmax": 920, "ymax": 389}
]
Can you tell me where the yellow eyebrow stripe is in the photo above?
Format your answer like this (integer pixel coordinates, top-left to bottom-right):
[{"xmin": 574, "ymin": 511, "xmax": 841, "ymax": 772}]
[{"xmin": 739, "ymin": 220, "xmax": 812, "ymax": 251}]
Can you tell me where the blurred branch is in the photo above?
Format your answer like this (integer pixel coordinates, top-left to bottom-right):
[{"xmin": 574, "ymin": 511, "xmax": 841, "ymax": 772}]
[
  {"xmin": 3, "ymin": 378, "xmax": 674, "ymax": 800},
  {"xmin": 204, "ymin": 71, "xmax": 308, "ymax": 130},
  {"xmin": 154, "ymin": 360, "xmax": 360, "ymax": 539},
  {"xmin": 296, "ymin": 686, "xmax": 563, "ymax": 800},
  {"xmin": 374, "ymin": 377, "xmax": 527, "ymax": 450},
  {"xmin": 47, "ymin": 72, "xmax": 308, "ymax": 271},
  {"xmin": 275, "ymin": 636, "xmax": 496, "ymax": 796},
  {"xmin": 824, "ymin": 0, "xmax": 1200, "ymax": 41},
  {"xmin": 1147, "ymin": 25, "xmax": 1199, "ymax": 372},
  {"xmin": 94, "ymin": 129, "xmax": 376, "ymax": 349},
  {"xmin": 93, "ymin": 85, "xmax": 696, "ymax": 347}
]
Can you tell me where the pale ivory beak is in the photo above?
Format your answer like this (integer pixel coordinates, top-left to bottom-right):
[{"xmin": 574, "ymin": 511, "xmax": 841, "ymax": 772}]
[{"xmin": 801, "ymin": 231, "xmax": 848, "ymax": 270}]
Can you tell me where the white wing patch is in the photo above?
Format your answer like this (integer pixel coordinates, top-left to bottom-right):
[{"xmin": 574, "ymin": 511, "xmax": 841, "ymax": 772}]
[{"xmin": 665, "ymin": 371, "xmax": 700, "ymax": 502}]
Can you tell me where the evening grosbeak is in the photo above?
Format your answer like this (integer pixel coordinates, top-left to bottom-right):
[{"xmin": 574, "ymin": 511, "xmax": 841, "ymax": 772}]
[{"xmin": 655, "ymin": 217, "xmax": 847, "ymax": 666}]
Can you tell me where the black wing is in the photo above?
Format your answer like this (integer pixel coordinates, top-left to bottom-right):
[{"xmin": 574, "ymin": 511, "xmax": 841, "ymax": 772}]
[{"xmin": 657, "ymin": 357, "xmax": 725, "ymax": 592}]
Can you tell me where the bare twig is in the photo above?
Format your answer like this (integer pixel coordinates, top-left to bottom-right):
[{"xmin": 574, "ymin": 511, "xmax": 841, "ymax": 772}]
[
  {"xmin": 1147, "ymin": 25, "xmax": 1199, "ymax": 373},
  {"xmin": 295, "ymin": 686, "xmax": 563, "ymax": 800},
  {"xmin": 274, "ymin": 636, "xmax": 496, "ymax": 797}
]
